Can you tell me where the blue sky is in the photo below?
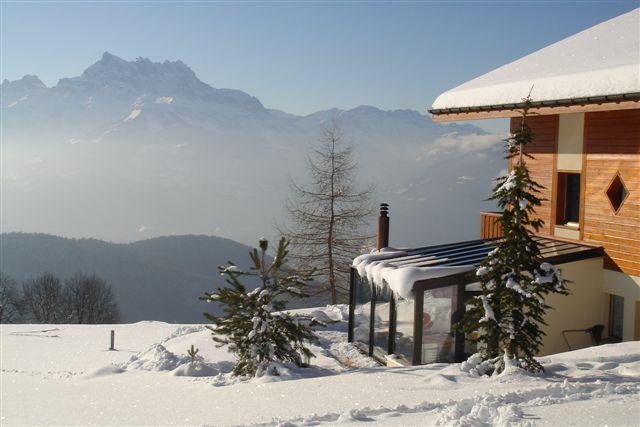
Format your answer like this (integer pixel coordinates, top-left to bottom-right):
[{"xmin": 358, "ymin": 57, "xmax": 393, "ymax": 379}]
[{"xmin": 1, "ymin": 1, "xmax": 637, "ymax": 126}]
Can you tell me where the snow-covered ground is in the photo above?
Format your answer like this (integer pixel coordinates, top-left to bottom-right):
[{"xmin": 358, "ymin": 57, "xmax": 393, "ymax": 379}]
[{"xmin": 1, "ymin": 305, "xmax": 639, "ymax": 426}]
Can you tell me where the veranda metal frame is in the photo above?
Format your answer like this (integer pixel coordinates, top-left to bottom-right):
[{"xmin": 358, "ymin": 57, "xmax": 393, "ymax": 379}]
[
  {"xmin": 348, "ymin": 268, "xmax": 476, "ymax": 365},
  {"xmin": 348, "ymin": 236, "xmax": 603, "ymax": 366}
]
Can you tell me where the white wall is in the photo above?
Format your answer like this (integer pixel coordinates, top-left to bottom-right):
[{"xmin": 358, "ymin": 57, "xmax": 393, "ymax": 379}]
[
  {"xmin": 540, "ymin": 257, "xmax": 607, "ymax": 356},
  {"xmin": 556, "ymin": 112, "xmax": 584, "ymax": 172}
]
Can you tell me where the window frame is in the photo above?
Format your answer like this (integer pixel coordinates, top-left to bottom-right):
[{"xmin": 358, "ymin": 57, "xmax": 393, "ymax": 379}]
[
  {"xmin": 411, "ymin": 271, "xmax": 474, "ymax": 365},
  {"xmin": 556, "ymin": 171, "xmax": 581, "ymax": 228},
  {"xmin": 609, "ymin": 294, "xmax": 624, "ymax": 340},
  {"xmin": 605, "ymin": 172, "xmax": 630, "ymax": 215},
  {"xmin": 348, "ymin": 268, "xmax": 472, "ymax": 365},
  {"xmin": 349, "ymin": 268, "xmax": 375, "ymax": 355}
]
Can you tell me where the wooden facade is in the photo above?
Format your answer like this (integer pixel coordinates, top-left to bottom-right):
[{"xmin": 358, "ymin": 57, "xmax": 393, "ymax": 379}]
[
  {"xmin": 480, "ymin": 211, "xmax": 503, "ymax": 239},
  {"xmin": 510, "ymin": 115, "xmax": 559, "ymax": 236},
  {"xmin": 583, "ymin": 109, "xmax": 640, "ymax": 276},
  {"xmin": 508, "ymin": 109, "xmax": 640, "ymax": 276}
]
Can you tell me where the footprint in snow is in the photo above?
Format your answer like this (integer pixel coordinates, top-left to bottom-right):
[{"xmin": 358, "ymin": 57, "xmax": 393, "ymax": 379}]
[
  {"xmin": 576, "ymin": 362, "xmax": 593, "ymax": 370},
  {"xmin": 595, "ymin": 362, "xmax": 619, "ymax": 370}
]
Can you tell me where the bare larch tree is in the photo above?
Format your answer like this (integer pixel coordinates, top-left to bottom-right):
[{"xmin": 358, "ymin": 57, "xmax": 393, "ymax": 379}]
[{"xmin": 282, "ymin": 122, "xmax": 373, "ymax": 304}]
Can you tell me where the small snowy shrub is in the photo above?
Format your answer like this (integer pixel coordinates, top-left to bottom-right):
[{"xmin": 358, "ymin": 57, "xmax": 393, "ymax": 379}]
[
  {"xmin": 457, "ymin": 97, "xmax": 568, "ymax": 374},
  {"xmin": 200, "ymin": 237, "xmax": 322, "ymax": 377},
  {"xmin": 187, "ymin": 345, "xmax": 200, "ymax": 364}
]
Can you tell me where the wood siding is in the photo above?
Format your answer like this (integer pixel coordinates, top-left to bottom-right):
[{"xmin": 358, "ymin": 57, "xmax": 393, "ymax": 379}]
[
  {"xmin": 480, "ymin": 211, "xmax": 503, "ymax": 239},
  {"xmin": 510, "ymin": 115, "xmax": 559, "ymax": 235},
  {"xmin": 583, "ymin": 109, "xmax": 640, "ymax": 276}
]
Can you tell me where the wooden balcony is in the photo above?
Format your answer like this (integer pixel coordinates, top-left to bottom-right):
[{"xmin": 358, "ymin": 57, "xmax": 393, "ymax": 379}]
[{"xmin": 480, "ymin": 211, "xmax": 503, "ymax": 239}]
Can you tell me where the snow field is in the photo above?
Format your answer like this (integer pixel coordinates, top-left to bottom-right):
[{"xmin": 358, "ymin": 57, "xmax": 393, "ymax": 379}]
[{"xmin": 1, "ymin": 306, "xmax": 639, "ymax": 426}]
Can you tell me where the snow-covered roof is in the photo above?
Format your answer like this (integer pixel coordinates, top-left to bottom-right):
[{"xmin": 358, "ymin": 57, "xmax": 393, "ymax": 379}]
[
  {"xmin": 352, "ymin": 236, "xmax": 602, "ymax": 299},
  {"xmin": 431, "ymin": 9, "xmax": 640, "ymax": 113}
]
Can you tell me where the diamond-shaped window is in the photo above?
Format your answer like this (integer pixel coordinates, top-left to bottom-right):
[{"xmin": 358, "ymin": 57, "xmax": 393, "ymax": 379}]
[{"xmin": 606, "ymin": 173, "xmax": 629, "ymax": 214}]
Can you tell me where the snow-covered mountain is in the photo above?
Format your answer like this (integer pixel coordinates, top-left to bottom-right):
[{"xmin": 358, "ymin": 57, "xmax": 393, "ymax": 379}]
[{"xmin": 1, "ymin": 52, "xmax": 505, "ymax": 246}]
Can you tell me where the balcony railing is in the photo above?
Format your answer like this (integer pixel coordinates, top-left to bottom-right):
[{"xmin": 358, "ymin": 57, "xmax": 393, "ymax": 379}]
[{"xmin": 480, "ymin": 211, "xmax": 503, "ymax": 239}]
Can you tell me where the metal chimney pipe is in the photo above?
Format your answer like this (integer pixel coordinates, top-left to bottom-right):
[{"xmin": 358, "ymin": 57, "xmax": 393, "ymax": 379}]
[{"xmin": 377, "ymin": 203, "xmax": 390, "ymax": 250}]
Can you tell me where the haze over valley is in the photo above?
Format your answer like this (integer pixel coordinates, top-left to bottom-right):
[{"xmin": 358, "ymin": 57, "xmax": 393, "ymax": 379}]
[{"xmin": 1, "ymin": 53, "xmax": 504, "ymax": 248}]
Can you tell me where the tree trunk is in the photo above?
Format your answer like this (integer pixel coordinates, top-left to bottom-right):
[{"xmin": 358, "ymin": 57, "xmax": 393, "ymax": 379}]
[{"xmin": 327, "ymin": 135, "xmax": 337, "ymax": 304}]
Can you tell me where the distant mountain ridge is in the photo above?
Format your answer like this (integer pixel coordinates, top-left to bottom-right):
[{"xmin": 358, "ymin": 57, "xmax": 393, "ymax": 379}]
[
  {"xmin": 1, "ymin": 52, "xmax": 503, "ymax": 248},
  {"xmin": 3, "ymin": 52, "xmax": 263, "ymax": 104},
  {"xmin": 1, "ymin": 51, "xmax": 476, "ymax": 141},
  {"xmin": 0, "ymin": 232, "xmax": 264, "ymax": 323}
]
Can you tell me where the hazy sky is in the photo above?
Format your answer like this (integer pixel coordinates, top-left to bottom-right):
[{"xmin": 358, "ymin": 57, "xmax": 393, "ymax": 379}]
[{"xmin": 1, "ymin": 2, "xmax": 637, "ymax": 123}]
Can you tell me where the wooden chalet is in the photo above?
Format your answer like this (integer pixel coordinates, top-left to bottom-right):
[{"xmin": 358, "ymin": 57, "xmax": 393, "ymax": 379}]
[{"xmin": 348, "ymin": 9, "xmax": 639, "ymax": 366}]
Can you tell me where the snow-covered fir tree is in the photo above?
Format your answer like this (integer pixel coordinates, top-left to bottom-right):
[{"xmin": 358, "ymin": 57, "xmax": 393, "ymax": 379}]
[
  {"xmin": 458, "ymin": 98, "xmax": 568, "ymax": 375},
  {"xmin": 201, "ymin": 237, "xmax": 321, "ymax": 377}
]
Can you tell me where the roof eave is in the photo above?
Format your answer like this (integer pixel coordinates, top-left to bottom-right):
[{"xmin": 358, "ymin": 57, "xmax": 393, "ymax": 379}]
[{"xmin": 429, "ymin": 92, "xmax": 640, "ymax": 122}]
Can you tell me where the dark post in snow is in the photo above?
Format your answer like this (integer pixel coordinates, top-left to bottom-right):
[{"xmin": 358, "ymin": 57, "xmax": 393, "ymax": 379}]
[
  {"xmin": 377, "ymin": 203, "xmax": 390, "ymax": 250},
  {"xmin": 109, "ymin": 329, "xmax": 115, "ymax": 351}
]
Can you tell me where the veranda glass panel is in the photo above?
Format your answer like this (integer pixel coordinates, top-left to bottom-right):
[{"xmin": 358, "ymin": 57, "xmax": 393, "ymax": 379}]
[
  {"xmin": 373, "ymin": 284, "xmax": 392, "ymax": 352},
  {"xmin": 394, "ymin": 296, "xmax": 414, "ymax": 361},
  {"xmin": 353, "ymin": 275, "xmax": 373, "ymax": 348},
  {"xmin": 463, "ymin": 288, "xmax": 479, "ymax": 357},
  {"xmin": 422, "ymin": 285, "xmax": 457, "ymax": 364}
]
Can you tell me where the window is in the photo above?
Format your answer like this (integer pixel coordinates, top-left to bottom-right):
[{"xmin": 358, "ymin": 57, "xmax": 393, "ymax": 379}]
[
  {"xmin": 556, "ymin": 172, "xmax": 581, "ymax": 227},
  {"xmin": 394, "ymin": 296, "xmax": 414, "ymax": 361},
  {"xmin": 606, "ymin": 173, "xmax": 629, "ymax": 214},
  {"xmin": 609, "ymin": 294, "xmax": 624, "ymax": 340},
  {"xmin": 353, "ymin": 276, "xmax": 372, "ymax": 349},
  {"xmin": 422, "ymin": 286, "xmax": 457, "ymax": 364},
  {"xmin": 373, "ymin": 285, "xmax": 392, "ymax": 354}
]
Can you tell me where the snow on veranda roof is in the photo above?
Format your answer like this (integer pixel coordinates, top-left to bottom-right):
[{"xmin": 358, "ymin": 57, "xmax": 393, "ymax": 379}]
[
  {"xmin": 352, "ymin": 236, "xmax": 603, "ymax": 300},
  {"xmin": 430, "ymin": 9, "xmax": 640, "ymax": 116}
]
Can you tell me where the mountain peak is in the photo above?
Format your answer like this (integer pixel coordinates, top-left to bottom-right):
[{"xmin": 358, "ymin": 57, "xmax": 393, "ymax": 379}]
[
  {"xmin": 350, "ymin": 105, "xmax": 383, "ymax": 114},
  {"xmin": 100, "ymin": 51, "xmax": 121, "ymax": 61},
  {"xmin": 81, "ymin": 53, "xmax": 199, "ymax": 87},
  {"xmin": 21, "ymin": 75, "xmax": 46, "ymax": 87},
  {"xmin": 1, "ymin": 74, "xmax": 46, "ymax": 89},
  {"xmin": 90, "ymin": 51, "xmax": 131, "ymax": 71},
  {"xmin": 39, "ymin": 53, "xmax": 265, "ymax": 116},
  {"xmin": 1, "ymin": 75, "xmax": 47, "ymax": 106}
]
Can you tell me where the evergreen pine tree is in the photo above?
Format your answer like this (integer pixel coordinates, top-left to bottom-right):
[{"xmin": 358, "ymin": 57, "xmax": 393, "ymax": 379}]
[
  {"xmin": 200, "ymin": 237, "xmax": 321, "ymax": 377},
  {"xmin": 458, "ymin": 97, "xmax": 568, "ymax": 374}
]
